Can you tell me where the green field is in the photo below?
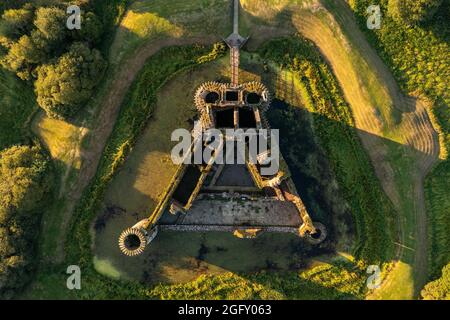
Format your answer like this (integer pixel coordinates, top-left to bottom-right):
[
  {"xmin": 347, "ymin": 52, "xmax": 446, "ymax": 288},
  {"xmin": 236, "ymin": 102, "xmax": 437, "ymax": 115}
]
[
  {"xmin": 109, "ymin": 0, "xmax": 231, "ymax": 66},
  {"xmin": 4, "ymin": 0, "xmax": 447, "ymax": 300},
  {"xmin": 0, "ymin": 68, "xmax": 37, "ymax": 149},
  {"xmin": 93, "ymin": 52, "xmax": 356, "ymax": 284},
  {"xmin": 349, "ymin": 0, "xmax": 449, "ymax": 298}
]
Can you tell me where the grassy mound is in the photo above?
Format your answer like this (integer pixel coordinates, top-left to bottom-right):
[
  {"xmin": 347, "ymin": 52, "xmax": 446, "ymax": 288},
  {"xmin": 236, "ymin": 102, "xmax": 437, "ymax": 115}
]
[{"xmin": 350, "ymin": 0, "xmax": 449, "ymax": 291}]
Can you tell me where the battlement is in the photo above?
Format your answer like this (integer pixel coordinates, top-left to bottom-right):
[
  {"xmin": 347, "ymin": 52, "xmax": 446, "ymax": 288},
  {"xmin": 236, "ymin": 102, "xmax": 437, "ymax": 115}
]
[{"xmin": 118, "ymin": 0, "xmax": 324, "ymax": 257}]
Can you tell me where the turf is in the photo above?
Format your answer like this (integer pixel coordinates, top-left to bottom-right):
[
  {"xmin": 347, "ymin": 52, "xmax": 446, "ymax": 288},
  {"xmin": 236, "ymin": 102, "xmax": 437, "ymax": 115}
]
[
  {"xmin": 109, "ymin": 0, "xmax": 231, "ymax": 66},
  {"xmin": 0, "ymin": 68, "xmax": 37, "ymax": 150}
]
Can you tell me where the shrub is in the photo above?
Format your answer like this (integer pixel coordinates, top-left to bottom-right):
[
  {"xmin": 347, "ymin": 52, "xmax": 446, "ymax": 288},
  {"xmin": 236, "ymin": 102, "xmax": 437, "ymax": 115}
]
[
  {"xmin": 421, "ymin": 263, "xmax": 450, "ymax": 300},
  {"xmin": 0, "ymin": 145, "xmax": 52, "ymax": 299},
  {"xmin": 387, "ymin": 0, "xmax": 443, "ymax": 25},
  {"xmin": 0, "ymin": 7, "xmax": 34, "ymax": 40},
  {"xmin": 35, "ymin": 42, "xmax": 106, "ymax": 119}
]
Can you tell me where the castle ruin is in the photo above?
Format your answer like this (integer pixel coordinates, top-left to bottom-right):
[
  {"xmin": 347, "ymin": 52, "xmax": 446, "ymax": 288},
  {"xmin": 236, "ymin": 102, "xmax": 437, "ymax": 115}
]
[{"xmin": 118, "ymin": 0, "xmax": 325, "ymax": 257}]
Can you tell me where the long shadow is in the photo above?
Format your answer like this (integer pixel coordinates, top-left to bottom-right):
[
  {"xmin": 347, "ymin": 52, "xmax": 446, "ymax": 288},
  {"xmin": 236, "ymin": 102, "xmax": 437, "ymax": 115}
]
[
  {"xmin": 88, "ymin": 1, "xmax": 439, "ymax": 297},
  {"xmin": 92, "ymin": 94, "xmax": 432, "ymax": 297}
]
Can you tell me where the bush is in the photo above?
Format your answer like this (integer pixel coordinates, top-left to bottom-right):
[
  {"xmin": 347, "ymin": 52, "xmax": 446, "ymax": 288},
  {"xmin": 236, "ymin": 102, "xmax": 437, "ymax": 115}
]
[
  {"xmin": 421, "ymin": 263, "xmax": 450, "ymax": 299},
  {"xmin": 0, "ymin": 7, "xmax": 34, "ymax": 40},
  {"xmin": 0, "ymin": 2, "xmax": 107, "ymax": 117},
  {"xmin": 387, "ymin": 0, "xmax": 443, "ymax": 25},
  {"xmin": 35, "ymin": 42, "xmax": 106, "ymax": 119},
  {"xmin": 0, "ymin": 145, "xmax": 52, "ymax": 298}
]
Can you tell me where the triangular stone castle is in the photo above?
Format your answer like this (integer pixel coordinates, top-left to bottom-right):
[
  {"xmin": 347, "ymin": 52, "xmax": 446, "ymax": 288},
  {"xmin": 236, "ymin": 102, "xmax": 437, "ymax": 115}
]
[{"xmin": 118, "ymin": 0, "xmax": 325, "ymax": 256}]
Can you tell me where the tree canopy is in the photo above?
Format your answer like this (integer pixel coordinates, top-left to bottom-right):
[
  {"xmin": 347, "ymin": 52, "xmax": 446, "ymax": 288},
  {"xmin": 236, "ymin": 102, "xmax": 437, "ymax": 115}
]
[
  {"xmin": 421, "ymin": 263, "xmax": 450, "ymax": 300},
  {"xmin": 76, "ymin": 11, "xmax": 104, "ymax": 44},
  {"xmin": 388, "ymin": 0, "xmax": 444, "ymax": 25},
  {"xmin": 0, "ymin": 2, "xmax": 106, "ymax": 118},
  {"xmin": 0, "ymin": 145, "xmax": 52, "ymax": 299},
  {"xmin": 35, "ymin": 42, "xmax": 106, "ymax": 119},
  {"xmin": 1, "ymin": 34, "xmax": 45, "ymax": 80},
  {"xmin": 0, "ymin": 7, "xmax": 34, "ymax": 40},
  {"xmin": 33, "ymin": 7, "xmax": 67, "ymax": 45}
]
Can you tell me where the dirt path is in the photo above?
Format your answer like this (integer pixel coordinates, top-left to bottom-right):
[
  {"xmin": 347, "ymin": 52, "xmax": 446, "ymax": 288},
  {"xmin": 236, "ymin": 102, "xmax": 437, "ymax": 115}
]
[
  {"xmin": 52, "ymin": 35, "xmax": 219, "ymax": 262},
  {"xmin": 289, "ymin": 0, "xmax": 439, "ymax": 298}
]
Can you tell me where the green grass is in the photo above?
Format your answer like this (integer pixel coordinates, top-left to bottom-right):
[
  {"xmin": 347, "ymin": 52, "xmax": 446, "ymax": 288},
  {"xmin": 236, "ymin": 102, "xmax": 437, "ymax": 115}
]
[
  {"xmin": 109, "ymin": 0, "xmax": 231, "ymax": 66},
  {"xmin": 31, "ymin": 39, "xmax": 372, "ymax": 300},
  {"xmin": 350, "ymin": 0, "xmax": 450, "ymax": 292},
  {"xmin": 22, "ymin": 259, "xmax": 366, "ymax": 300},
  {"xmin": 425, "ymin": 161, "xmax": 450, "ymax": 277},
  {"xmin": 259, "ymin": 37, "xmax": 396, "ymax": 264},
  {"xmin": 148, "ymin": 262, "xmax": 365, "ymax": 300},
  {"xmin": 0, "ymin": 68, "xmax": 38, "ymax": 150},
  {"xmin": 65, "ymin": 43, "xmax": 224, "ymax": 265}
]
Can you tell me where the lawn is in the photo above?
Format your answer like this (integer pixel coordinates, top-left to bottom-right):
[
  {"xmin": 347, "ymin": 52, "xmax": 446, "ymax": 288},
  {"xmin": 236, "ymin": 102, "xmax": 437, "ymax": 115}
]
[
  {"xmin": 93, "ymin": 53, "xmax": 355, "ymax": 284},
  {"xmin": 348, "ymin": 0, "xmax": 449, "ymax": 298},
  {"xmin": 239, "ymin": 0, "xmax": 440, "ymax": 299},
  {"xmin": 21, "ymin": 0, "xmax": 445, "ymax": 300},
  {"xmin": 0, "ymin": 68, "xmax": 37, "ymax": 150},
  {"xmin": 109, "ymin": 0, "xmax": 231, "ymax": 66}
]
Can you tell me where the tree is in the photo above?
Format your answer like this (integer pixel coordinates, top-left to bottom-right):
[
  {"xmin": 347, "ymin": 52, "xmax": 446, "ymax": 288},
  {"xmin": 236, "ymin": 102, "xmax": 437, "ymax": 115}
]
[
  {"xmin": 33, "ymin": 7, "xmax": 67, "ymax": 45},
  {"xmin": 0, "ymin": 1, "xmax": 28, "ymax": 13},
  {"xmin": 74, "ymin": 11, "xmax": 104, "ymax": 44},
  {"xmin": 388, "ymin": 0, "xmax": 444, "ymax": 25},
  {"xmin": 0, "ymin": 8, "xmax": 34, "ymax": 40},
  {"xmin": 35, "ymin": 42, "xmax": 106, "ymax": 119},
  {"xmin": 0, "ymin": 145, "xmax": 52, "ymax": 299},
  {"xmin": 421, "ymin": 263, "xmax": 450, "ymax": 300},
  {"xmin": 1, "ymin": 34, "xmax": 45, "ymax": 80}
]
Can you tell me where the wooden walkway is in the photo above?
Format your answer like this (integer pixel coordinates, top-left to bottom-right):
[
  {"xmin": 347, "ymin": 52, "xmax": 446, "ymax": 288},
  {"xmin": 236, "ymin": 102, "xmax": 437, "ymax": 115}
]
[
  {"xmin": 225, "ymin": 0, "xmax": 247, "ymax": 87},
  {"xmin": 230, "ymin": 47, "xmax": 240, "ymax": 86}
]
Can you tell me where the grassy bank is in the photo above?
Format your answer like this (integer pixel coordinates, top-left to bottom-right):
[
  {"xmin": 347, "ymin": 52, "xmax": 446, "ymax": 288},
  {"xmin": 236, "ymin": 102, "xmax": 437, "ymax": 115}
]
[
  {"xmin": 259, "ymin": 37, "xmax": 396, "ymax": 264},
  {"xmin": 0, "ymin": 68, "xmax": 38, "ymax": 150},
  {"xmin": 350, "ymin": 0, "xmax": 449, "ymax": 286},
  {"xmin": 108, "ymin": 0, "xmax": 231, "ymax": 66},
  {"xmin": 23, "ymin": 39, "xmax": 373, "ymax": 299}
]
